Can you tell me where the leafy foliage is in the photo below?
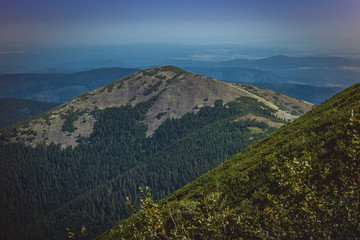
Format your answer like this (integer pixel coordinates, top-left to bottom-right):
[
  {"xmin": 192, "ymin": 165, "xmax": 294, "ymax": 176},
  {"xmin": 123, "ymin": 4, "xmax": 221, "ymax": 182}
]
[
  {"xmin": 263, "ymin": 110, "xmax": 360, "ymax": 239},
  {"xmin": 115, "ymin": 187, "xmax": 248, "ymax": 240},
  {"xmin": 66, "ymin": 226, "xmax": 87, "ymax": 240}
]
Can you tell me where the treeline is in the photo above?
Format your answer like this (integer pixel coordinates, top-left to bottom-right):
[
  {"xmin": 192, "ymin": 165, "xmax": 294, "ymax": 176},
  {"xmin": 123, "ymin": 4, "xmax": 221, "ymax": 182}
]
[{"xmin": 0, "ymin": 95, "xmax": 281, "ymax": 240}]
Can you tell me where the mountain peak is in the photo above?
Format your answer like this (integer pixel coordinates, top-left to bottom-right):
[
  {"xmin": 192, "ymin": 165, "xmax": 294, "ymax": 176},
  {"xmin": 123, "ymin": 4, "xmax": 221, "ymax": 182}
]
[{"xmin": 0, "ymin": 66, "xmax": 313, "ymax": 148}]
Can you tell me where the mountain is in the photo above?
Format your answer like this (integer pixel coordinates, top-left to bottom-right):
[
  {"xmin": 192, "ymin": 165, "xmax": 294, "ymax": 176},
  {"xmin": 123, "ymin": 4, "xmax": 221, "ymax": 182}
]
[
  {"xmin": 245, "ymin": 55, "xmax": 360, "ymax": 70},
  {"xmin": 220, "ymin": 55, "xmax": 360, "ymax": 88},
  {"xmin": 1, "ymin": 65, "xmax": 312, "ymax": 149},
  {"xmin": 173, "ymin": 56, "xmax": 360, "ymax": 104},
  {"xmin": 245, "ymin": 82, "xmax": 342, "ymax": 105},
  {"xmin": 0, "ymin": 67, "xmax": 139, "ymax": 102},
  {"xmin": 182, "ymin": 67, "xmax": 342, "ymax": 104},
  {"xmin": 97, "ymin": 82, "xmax": 360, "ymax": 239},
  {"xmin": 1, "ymin": 55, "xmax": 358, "ymax": 105},
  {"xmin": 0, "ymin": 98, "xmax": 60, "ymax": 129},
  {"xmin": 0, "ymin": 66, "xmax": 313, "ymax": 240},
  {"xmin": 183, "ymin": 67, "xmax": 285, "ymax": 83}
]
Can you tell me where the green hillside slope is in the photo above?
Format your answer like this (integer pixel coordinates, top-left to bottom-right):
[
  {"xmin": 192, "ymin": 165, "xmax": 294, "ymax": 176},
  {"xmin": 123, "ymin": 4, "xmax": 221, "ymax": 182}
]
[{"xmin": 98, "ymin": 83, "xmax": 360, "ymax": 239}]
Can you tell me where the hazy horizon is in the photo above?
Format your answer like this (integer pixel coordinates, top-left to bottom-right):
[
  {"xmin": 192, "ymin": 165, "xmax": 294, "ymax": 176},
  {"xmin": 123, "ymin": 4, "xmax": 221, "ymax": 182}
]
[
  {"xmin": 2, "ymin": 0, "xmax": 360, "ymax": 48},
  {"xmin": 1, "ymin": 0, "xmax": 360, "ymax": 73},
  {"xmin": 2, "ymin": 43, "xmax": 358, "ymax": 74}
]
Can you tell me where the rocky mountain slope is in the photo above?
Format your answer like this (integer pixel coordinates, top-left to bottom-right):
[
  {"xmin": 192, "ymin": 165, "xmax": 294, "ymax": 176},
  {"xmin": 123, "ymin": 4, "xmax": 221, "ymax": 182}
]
[{"xmin": 1, "ymin": 65, "xmax": 312, "ymax": 149}]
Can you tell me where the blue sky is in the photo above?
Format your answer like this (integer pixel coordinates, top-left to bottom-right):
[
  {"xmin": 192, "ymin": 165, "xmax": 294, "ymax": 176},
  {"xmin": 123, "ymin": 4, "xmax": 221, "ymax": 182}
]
[{"xmin": 1, "ymin": 0, "xmax": 360, "ymax": 49}]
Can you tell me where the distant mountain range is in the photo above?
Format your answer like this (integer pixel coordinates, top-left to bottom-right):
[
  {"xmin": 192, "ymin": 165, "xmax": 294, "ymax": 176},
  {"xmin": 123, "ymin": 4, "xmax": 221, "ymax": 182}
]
[
  {"xmin": 0, "ymin": 67, "xmax": 139, "ymax": 102},
  {"xmin": 0, "ymin": 98, "xmax": 60, "ymax": 129},
  {"xmin": 242, "ymin": 82, "xmax": 342, "ymax": 104},
  {"xmin": 183, "ymin": 66, "xmax": 286, "ymax": 83},
  {"xmin": 1, "ymin": 55, "xmax": 358, "ymax": 105},
  {"xmin": 169, "ymin": 55, "xmax": 360, "ymax": 69},
  {"xmin": 182, "ymin": 55, "xmax": 360, "ymax": 89},
  {"xmin": 0, "ymin": 66, "xmax": 313, "ymax": 240},
  {"xmin": 182, "ymin": 67, "xmax": 343, "ymax": 104},
  {"xmin": 236, "ymin": 55, "xmax": 360, "ymax": 69}
]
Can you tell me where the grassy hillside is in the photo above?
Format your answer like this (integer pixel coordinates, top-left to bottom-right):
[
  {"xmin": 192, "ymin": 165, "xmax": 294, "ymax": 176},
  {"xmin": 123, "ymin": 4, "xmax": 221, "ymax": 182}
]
[{"xmin": 98, "ymin": 83, "xmax": 360, "ymax": 239}]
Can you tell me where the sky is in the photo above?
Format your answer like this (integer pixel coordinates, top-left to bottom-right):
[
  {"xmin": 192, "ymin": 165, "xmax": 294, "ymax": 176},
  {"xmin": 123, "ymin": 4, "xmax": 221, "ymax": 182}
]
[{"xmin": 1, "ymin": 0, "xmax": 360, "ymax": 49}]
